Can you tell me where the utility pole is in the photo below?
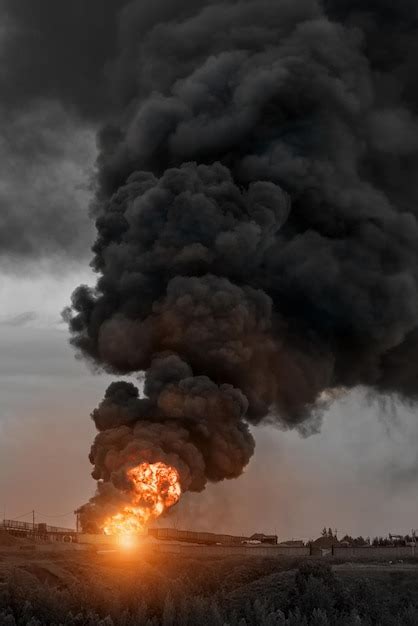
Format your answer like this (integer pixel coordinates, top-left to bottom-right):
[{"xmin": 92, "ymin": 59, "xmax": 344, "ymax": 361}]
[{"xmin": 32, "ymin": 510, "xmax": 35, "ymax": 532}]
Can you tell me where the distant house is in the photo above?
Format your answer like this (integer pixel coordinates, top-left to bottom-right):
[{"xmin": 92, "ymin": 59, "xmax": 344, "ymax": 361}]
[
  {"xmin": 249, "ymin": 533, "xmax": 278, "ymax": 545},
  {"xmin": 312, "ymin": 535, "xmax": 340, "ymax": 547},
  {"xmin": 278, "ymin": 540, "xmax": 305, "ymax": 547},
  {"xmin": 310, "ymin": 535, "xmax": 340, "ymax": 556}
]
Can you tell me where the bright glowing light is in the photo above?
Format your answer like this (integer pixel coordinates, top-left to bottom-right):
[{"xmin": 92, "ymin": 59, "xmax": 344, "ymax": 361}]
[
  {"xmin": 103, "ymin": 462, "xmax": 181, "ymax": 537},
  {"xmin": 118, "ymin": 534, "xmax": 137, "ymax": 549}
]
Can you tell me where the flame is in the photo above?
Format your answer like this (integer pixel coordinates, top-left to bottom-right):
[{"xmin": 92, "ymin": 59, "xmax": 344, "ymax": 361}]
[{"xmin": 103, "ymin": 462, "xmax": 181, "ymax": 537}]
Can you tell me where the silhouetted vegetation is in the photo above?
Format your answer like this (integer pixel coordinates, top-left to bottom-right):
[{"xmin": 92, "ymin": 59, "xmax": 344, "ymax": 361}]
[
  {"xmin": 372, "ymin": 535, "xmax": 416, "ymax": 547},
  {"xmin": 2, "ymin": 554, "xmax": 418, "ymax": 625}
]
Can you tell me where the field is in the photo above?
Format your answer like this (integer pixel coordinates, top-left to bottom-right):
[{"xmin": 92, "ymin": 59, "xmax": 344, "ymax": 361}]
[{"xmin": 2, "ymin": 541, "xmax": 418, "ymax": 625}]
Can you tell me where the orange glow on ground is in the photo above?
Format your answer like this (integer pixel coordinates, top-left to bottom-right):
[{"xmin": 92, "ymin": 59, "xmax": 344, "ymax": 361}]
[
  {"xmin": 103, "ymin": 462, "xmax": 181, "ymax": 538},
  {"xmin": 118, "ymin": 534, "xmax": 138, "ymax": 549}
]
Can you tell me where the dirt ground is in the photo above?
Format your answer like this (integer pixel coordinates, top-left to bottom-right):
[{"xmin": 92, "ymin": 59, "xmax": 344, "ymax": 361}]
[{"xmin": 2, "ymin": 544, "xmax": 418, "ymax": 590}]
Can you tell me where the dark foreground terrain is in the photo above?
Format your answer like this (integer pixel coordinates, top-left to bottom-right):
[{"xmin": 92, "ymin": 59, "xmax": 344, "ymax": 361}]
[{"xmin": 1, "ymin": 545, "xmax": 418, "ymax": 625}]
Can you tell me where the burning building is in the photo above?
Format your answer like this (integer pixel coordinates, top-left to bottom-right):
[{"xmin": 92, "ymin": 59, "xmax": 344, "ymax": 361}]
[{"xmin": 64, "ymin": 0, "xmax": 418, "ymax": 535}]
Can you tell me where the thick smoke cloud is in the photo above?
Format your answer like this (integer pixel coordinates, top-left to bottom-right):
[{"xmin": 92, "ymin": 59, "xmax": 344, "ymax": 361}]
[{"xmin": 65, "ymin": 0, "xmax": 418, "ymax": 527}]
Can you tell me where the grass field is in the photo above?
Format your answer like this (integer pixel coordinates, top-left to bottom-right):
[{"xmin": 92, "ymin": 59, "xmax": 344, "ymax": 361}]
[{"xmin": 1, "ymin": 545, "xmax": 418, "ymax": 625}]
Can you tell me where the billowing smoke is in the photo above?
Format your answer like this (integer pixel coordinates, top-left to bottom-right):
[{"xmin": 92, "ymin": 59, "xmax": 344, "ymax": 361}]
[{"xmin": 65, "ymin": 0, "xmax": 418, "ymax": 529}]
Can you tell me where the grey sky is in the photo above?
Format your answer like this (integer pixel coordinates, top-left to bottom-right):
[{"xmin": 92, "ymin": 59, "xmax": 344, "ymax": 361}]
[{"xmin": 0, "ymin": 104, "xmax": 96, "ymax": 267}]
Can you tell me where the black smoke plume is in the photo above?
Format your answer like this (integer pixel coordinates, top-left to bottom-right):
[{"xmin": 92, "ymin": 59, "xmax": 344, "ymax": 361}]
[{"xmin": 65, "ymin": 0, "xmax": 418, "ymax": 528}]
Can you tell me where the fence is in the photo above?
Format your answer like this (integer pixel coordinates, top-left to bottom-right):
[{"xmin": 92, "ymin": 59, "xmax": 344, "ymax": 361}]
[
  {"xmin": 333, "ymin": 546, "xmax": 416, "ymax": 559},
  {"xmin": 153, "ymin": 542, "xmax": 418, "ymax": 559},
  {"xmin": 153, "ymin": 543, "xmax": 310, "ymax": 558},
  {"xmin": 1, "ymin": 519, "xmax": 75, "ymax": 536}
]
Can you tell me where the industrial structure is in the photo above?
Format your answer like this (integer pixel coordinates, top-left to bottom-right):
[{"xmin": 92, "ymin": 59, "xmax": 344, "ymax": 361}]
[
  {"xmin": 148, "ymin": 528, "xmax": 278, "ymax": 546},
  {"xmin": 1, "ymin": 519, "xmax": 77, "ymax": 543}
]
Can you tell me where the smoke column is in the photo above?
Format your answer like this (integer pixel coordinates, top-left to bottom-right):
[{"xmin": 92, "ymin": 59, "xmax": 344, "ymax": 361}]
[{"xmin": 65, "ymin": 0, "xmax": 418, "ymax": 529}]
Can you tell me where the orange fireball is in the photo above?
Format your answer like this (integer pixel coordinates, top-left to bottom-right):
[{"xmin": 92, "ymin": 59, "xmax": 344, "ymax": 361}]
[{"xmin": 103, "ymin": 462, "xmax": 181, "ymax": 536}]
